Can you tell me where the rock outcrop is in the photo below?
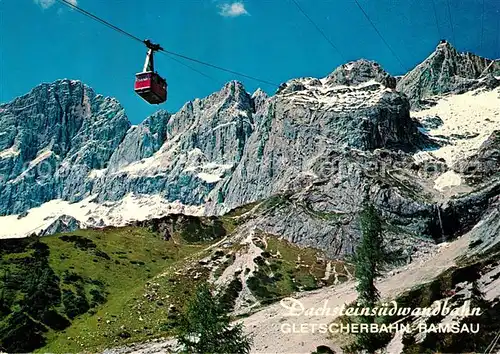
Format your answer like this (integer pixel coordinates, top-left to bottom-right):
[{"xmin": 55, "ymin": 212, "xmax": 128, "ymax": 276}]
[
  {"xmin": 39, "ymin": 214, "xmax": 81, "ymax": 236},
  {"xmin": 90, "ymin": 81, "xmax": 254, "ymax": 205},
  {"xmin": 107, "ymin": 110, "xmax": 171, "ymax": 172},
  {"xmin": 454, "ymin": 130, "xmax": 500, "ymax": 183},
  {"xmin": 397, "ymin": 40, "xmax": 500, "ymax": 107},
  {"xmin": 326, "ymin": 59, "xmax": 397, "ymax": 88}
]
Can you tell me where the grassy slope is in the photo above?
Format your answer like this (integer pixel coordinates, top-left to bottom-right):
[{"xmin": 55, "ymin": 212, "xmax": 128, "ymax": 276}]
[
  {"xmin": 0, "ymin": 196, "xmax": 354, "ymax": 353},
  {"xmin": 247, "ymin": 230, "xmax": 353, "ymax": 304},
  {"xmin": 0, "ymin": 224, "xmax": 218, "ymax": 353}
]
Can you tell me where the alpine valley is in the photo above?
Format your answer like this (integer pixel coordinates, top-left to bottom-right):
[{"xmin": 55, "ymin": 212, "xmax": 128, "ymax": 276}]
[{"xmin": 1, "ymin": 41, "xmax": 500, "ymax": 353}]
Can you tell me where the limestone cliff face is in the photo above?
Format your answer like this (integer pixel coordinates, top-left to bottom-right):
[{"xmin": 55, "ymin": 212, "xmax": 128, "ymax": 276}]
[
  {"xmin": 0, "ymin": 79, "xmax": 130, "ymax": 215},
  {"xmin": 205, "ymin": 60, "xmax": 425, "ymax": 216},
  {"xmin": 454, "ymin": 130, "xmax": 500, "ymax": 183},
  {"xmin": 92, "ymin": 81, "xmax": 255, "ymax": 205},
  {"xmin": 107, "ymin": 110, "xmax": 171, "ymax": 173}
]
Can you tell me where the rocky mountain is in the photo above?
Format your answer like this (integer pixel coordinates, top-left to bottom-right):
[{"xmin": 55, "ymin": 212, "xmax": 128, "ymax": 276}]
[
  {"xmin": 93, "ymin": 80, "xmax": 255, "ymax": 205},
  {"xmin": 106, "ymin": 110, "xmax": 171, "ymax": 172},
  {"xmin": 1, "ymin": 41, "xmax": 499, "ymax": 259},
  {"xmin": 454, "ymin": 130, "xmax": 500, "ymax": 183},
  {"xmin": 2, "ymin": 40, "xmax": 500, "ymax": 354},
  {"xmin": 39, "ymin": 214, "xmax": 81, "ymax": 236},
  {"xmin": 0, "ymin": 80, "xmax": 130, "ymax": 214},
  {"xmin": 397, "ymin": 40, "xmax": 500, "ymax": 107}
]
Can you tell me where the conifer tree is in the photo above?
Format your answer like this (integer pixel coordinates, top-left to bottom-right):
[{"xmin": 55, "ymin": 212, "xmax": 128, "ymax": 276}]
[
  {"xmin": 176, "ymin": 283, "xmax": 252, "ymax": 354},
  {"xmin": 352, "ymin": 203, "xmax": 387, "ymax": 353},
  {"xmin": 355, "ymin": 204, "xmax": 384, "ymax": 308}
]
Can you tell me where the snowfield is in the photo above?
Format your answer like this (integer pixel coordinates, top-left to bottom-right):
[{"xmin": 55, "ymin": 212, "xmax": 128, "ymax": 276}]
[
  {"xmin": 282, "ymin": 78, "xmax": 393, "ymax": 112},
  {"xmin": 413, "ymin": 87, "xmax": 500, "ymax": 167},
  {"xmin": 0, "ymin": 193, "xmax": 205, "ymax": 239}
]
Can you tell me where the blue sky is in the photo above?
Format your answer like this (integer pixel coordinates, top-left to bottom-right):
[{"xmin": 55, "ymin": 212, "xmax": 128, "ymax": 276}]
[{"xmin": 1, "ymin": 0, "xmax": 499, "ymax": 124}]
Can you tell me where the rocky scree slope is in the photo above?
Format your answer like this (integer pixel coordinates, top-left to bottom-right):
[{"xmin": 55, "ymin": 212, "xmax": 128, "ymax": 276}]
[{"xmin": 1, "ymin": 42, "xmax": 499, "ymax": 259}]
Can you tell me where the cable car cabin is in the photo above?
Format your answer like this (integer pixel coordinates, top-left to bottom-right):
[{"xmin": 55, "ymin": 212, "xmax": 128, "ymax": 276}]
[
  {"xmin": 135, "ymin": 40, "xmax": 167, "ymax": 104},
  {"xmin": 134, "ymin": 72, "xmax": 167, "ymax": 104}
]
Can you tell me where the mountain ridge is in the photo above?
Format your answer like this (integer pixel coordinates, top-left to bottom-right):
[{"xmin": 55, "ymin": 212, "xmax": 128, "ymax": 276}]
[
  {"xmin": 1, "ymin": 41, "xmax": 499, "ymax": 258},
  {"xmin": 397, "ymin": 40, "xmax": 500, "ymax": 107},
  {"xmin": 2, "ymin": 41, "xmax": 500, "ymax": 354}
]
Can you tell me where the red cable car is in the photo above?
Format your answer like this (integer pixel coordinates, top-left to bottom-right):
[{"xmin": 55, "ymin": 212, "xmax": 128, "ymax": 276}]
[{"xmin": 134, "ymin": 40, "xmax": 167, "ymax": 104}]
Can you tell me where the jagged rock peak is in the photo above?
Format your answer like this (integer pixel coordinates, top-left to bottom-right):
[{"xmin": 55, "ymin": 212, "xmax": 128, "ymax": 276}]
[
  {"xmin": 191, "ymin": 80, "xmax": 252, "ymax": 109},
  {"xmin": 106, "ymin": 110, "xmax": 171, "ymax": 172},
  {"xmin": 0, "ymin": 79, "xmax": 131, "ymax": 215},
  {"xmin": 251, "ymin": 88, "xmax": 268, "ymax": 100},
  {"xmin": 325, "ymin": 59, "xmax": 397, "ymax": 88},
  {"xmin": 432, "ymin": 40, "xmax": 496, "ymax": 71},
  {"xmin": 4, "ymin": 79, "xmax": 86, "ymax": 110},
  {"xmin": 397, "ymin": 40, "xmax": 500, "ymax": 106},
  {"xmin": 436, "ymin": 39, "xmax": 453, "ymax": 50},
  {"xmin": 275, "ymin": 60, "xmax": 396, "ymax": 95},
  {"xmin": 219, "ymin": 80, "xmax": 248, "ymax": 99},
  {"xmin": 435, "ymin": 39, "xmax": 498, "ymax": 63},
  {"xmin": 144, "ymin": 110, "xmax": 171, "ymax": 132},
  {"xmin": 251, "ymin": 88, "xmax": 270, "ymax": 114}
]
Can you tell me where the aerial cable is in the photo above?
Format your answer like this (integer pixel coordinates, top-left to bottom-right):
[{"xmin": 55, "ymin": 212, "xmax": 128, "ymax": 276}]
[
  {"xmin": 54, "ymin": 0, "xmax": 216, "ymax": 82},
  {"xmin": 289, "ymin": 0, "xmax": 345, "ymax": 62},
  {"xmin": 157, "ymin": 48, "xmax": 278, "ymax": 86},
  {"xmin": 159, "ymin": 52, "xmax": 221, "ymax": 84},
  {"xmin": 430, "ymin": 0, "xmax": 441, "ymax": 39},
  {"xmin": 445, "ymin": 0, "xmax": 456, "ymax": 44},
  {"xmin": 497, "ymin": 12, "xmax": 500, "ymax": 58},
  {"xmin": 56, "ymin": 0, "xmax": 143, "ymax": 43},
  {"xmin": 480, "ymin": 0, "xmax": 485, "ymax": 52},
  {"xmin": 55, "ymin": 0, "xmax": 278, "ymax": 87},
  {"xmin": 352, "ymin": 0, "xmax": 407, "ymax": 72}
]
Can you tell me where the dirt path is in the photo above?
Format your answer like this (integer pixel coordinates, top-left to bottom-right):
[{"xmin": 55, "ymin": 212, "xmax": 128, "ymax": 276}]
[{"xmin": 241, "ymin": 235, "xmax": 470, "ymax": 353}]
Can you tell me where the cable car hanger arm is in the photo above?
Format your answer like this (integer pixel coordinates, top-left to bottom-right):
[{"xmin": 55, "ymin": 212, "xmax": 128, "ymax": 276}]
[
  {"xmin": 142, "ymin": 40, "xmax": 163, "ymax": 73},
  {"xmin": 143, "ymin": 39, "xmax": 163, "ymax": 52}
]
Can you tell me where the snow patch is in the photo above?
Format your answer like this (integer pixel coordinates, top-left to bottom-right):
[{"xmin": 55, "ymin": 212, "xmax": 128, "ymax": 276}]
[
  {"xmin": 412, "ymin": 87, "xmax": 500, "ymax": 165},
  {"xmin": 28, "ymin": 149, "xmax": 54, "ymax": 168},
  {"xmin": 0, "ymin": 147, "xmax": 19, "ymax": 159},
  {"xmin": 0, "ymin": 194, "xmax": 205, "ymax": 239},
  {"xmin": 188, "ymin": 148, "xmax": 203, "ymax": 156},
  {"xmin": 185, "ymin": 161, "xmax": 233, "ymax": 178},
  {"xmin": 282, "ymin": 75, "xmax": 389, "ymax": 114},
  {"xmin": 299, "ymin": 171, "xmax": 318, "ymax": 178},
  {"xmin": 212, "ymin": 122, "xmax": 236, "ymax": 131},
  {"xmin": 343, "ymin": 62, "xmax": 356, "ymax": 71},
  {"xmin": 120, "ymin": 155, "xmax": 159, "ymax": 174},
  {"xmin": 88, "ymin": 168, "xmax": 106, "ymax": 179},
  {"xmin": 197, "ymin": 172, "xmax": 221, "ymax": 183},
  {"xmin": 434, "ymin": 170, "xmax": 462, "ymax": 191}
]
